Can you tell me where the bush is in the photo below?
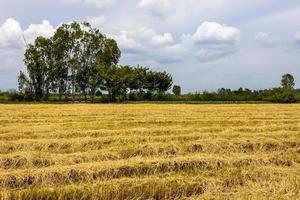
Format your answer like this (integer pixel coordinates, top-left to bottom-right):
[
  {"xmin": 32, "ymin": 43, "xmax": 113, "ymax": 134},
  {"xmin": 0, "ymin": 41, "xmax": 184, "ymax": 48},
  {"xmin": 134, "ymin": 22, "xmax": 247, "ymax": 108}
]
[{"xmin": 263, "ymin": 88, "xmax": 297, "ymax": 103}]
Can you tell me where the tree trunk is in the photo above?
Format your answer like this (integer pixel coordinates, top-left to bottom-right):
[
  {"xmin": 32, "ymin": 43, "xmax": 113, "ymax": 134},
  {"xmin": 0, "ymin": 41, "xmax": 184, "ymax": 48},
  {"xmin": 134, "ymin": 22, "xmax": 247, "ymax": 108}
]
[
  {"xmin": 91, "ymin": 89, "xmax": 95, "ymax": 103},
  {"xmin": 84, "ymin": 89, "xmax": 87, "ymax": 102}
]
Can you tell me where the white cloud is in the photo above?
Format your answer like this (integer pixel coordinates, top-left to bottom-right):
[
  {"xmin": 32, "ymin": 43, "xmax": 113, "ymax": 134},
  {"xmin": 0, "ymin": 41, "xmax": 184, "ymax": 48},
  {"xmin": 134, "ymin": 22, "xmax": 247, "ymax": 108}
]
[
  {"xmin": 182, "ymin": 21, "xmax": 240, "ymax": 62},
  {"xmin": 112, "ymin": 21, "xmax": 241, "ymax": 63},
  {"xmin": 112, "ymin": 27, "xmax": 185, "ymax": 63},
  {"xmin": 0, "ymin": 18, "xmax": 56, "ymax": 50},
  {"xmin": 0, "ymin": 18, "xmax": 57, "ymax": 70},
  {"xmin": 255, "ymin": 32, "xmax": 277, "ymax": 47},
  {"xmin": 137, "ymin": 0, "xmax": 171, "ymax": 19},
  {"xmin": 62, "ymin": 0, "xmax": 114, "ymax": 8},
  {"xmin": 114, "ymin": 27, "xmax": 174, "ymax": 50},
  {"xmin": 0, "ymin": 18, "xmax": 23, "ymax": 49},
  {"xmin": 151, "ymin": 32, "xmax": 173, "ymax": 46},
  {"xmin": 186, "ymin": 21, "xmax": 240, "ymax": 45},
  {"xmin": 23, "ymin": 20, "xmax": 55, "ymax": 44},
  {"xmin": 114, "ymin": 30, "xmax": 142, "ymax": 52}
]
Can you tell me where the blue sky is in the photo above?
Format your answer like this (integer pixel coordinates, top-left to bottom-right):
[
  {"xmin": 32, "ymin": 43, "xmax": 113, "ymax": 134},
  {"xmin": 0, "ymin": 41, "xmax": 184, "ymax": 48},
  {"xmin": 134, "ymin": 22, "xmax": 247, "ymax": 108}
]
[{"xmin": 0, "ymin": 0, "xmax": 300, "ymax": 92}]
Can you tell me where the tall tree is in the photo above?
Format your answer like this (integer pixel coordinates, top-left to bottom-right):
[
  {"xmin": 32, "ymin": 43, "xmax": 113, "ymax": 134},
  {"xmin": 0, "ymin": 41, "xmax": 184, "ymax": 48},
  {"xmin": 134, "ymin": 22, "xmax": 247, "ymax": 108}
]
[
  {"xmin": 34, "ymin": 37, "xmax": 54, "ymax": 100},
  {"xmin": 156, "ymin": 71, "xmax": 173, "ymax": 93},
  {"xmin": 23, "ymin": 43, "xmax": 44, "ymax": 100},
  {"xmin": 99, "ymin": 65, "xmax": 134, "ymax": 102},
  {"xmin": 173, "ymin": 85, "xmax": 181, "ymax": 96},
  {"xmin": 52, "ymin": 24, "xmax": 72, "ymax": 100},
  {"xmin": 129, "ymin": 66, "xmax": 149, "ymax": 94},
  {"xmin": 18, "ymin": 71, "xmax": 32, "ymax": 100},
  {"xmin": 281, "ymin": 73, "xmax": 295, "ymax": 89},
  {"xmin": 19, "ymin": 21, "xmax": 173, "ymax": 103}
]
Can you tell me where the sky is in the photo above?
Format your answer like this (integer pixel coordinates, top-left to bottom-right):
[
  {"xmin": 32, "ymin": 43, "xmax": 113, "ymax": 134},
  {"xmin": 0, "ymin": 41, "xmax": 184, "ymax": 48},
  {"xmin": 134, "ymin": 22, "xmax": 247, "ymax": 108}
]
[{"xmin": 0, "ymin": 0, "xmax": 300, "ymax": 93}]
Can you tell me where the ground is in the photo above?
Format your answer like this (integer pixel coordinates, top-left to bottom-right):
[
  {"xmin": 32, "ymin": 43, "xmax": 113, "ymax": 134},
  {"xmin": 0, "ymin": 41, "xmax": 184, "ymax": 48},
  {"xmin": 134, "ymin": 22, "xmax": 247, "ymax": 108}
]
[{"xmin": 0, "ymin": 104, "xmax": 299, "ymax": 199}]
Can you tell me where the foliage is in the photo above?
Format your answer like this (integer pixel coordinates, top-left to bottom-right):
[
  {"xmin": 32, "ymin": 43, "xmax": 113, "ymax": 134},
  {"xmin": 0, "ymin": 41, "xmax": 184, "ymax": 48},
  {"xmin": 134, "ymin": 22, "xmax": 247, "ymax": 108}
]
[
  {"xmin": 281, "ymin": 73, "xmax": 295, "ymax": 89},
  {"xmin": 173, "ymin": 85, "xmax": 181, "ymax": 96},
  {"xmin": 2, "ymin": 19, "xmax": 298, "ymax": 104},
  {"xmin": 262, "ymin": 88, "xmax": 297, "ymax": 103},
  {"xmin": 19, "ymin": 22, "xmax": 172, "ymax": 102}
]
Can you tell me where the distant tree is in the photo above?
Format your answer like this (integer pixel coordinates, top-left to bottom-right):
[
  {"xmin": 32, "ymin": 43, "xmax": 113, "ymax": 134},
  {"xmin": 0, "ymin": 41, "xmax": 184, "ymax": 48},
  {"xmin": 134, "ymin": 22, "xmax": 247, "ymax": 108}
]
[
  {"xmin": 129, "ymin": 66, "xmax": 149, "ymax": 93},
  {"xmin": 23, "ymin": 42, "xmax": 44, "ymax": 100},
  {"xmin": 18, "ymin": 21, "xmax": 175, "ymax": 103},
  {"xmin": 145, "ymin": 71, "xmax": 172, "ymax": 97},
  {"xmin": 18, "ymin": 71, "xmax": 33, "ymax": 100},
  {"xmin": 52, "ymin": 23, "xmax": 75, "ymax": 100},
  {"xmin": 156, "ymin": 71, "xmax": 173, "ymax": 93},
  {"xmin": 263, "ymin": 87, "xmax": 296, "ymax": 103},
  {"xmin": 217, "ymin": 88, "xmax": 227, "ymax": 94},
  {"xmin": 173, "ymin": 85, "xmax": 181, "ymax": 96},
  {"xmin": 20, "ymin": 21, "xmax": 121, "ymax": 102},
  {"xmin": 99, "ymin": 65, "xmax": 134, "ymax": 102},
  {"xmin": 35, "ymin": 36, "xmax": 54, "ymax": 100},
  {"xmin": 18, "ymin": 71, "xmax": 30, "ymax": 94},
  {"xmin": 281, "ymin": 73, "xmax": 295, "ymax": 89}
]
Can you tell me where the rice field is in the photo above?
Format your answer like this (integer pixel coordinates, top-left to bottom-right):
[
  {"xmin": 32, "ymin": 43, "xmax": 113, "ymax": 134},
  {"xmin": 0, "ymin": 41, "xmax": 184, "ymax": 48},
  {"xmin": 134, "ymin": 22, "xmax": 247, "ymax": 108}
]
[{"xmin": 0, "ymin": 104, "xmax": 299, "ymax": 199}]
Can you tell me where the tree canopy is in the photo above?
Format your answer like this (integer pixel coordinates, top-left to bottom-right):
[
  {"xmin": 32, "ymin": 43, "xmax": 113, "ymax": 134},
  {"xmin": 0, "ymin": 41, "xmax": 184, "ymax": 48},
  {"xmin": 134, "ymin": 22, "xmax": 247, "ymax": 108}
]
[
  {"xmin": 19, "ymin": 22, "xmax": 173, "ymax": 102},
  {"xmin": 281, "ymin": 73, "xmax": 295, "ymax": 90},
  {"xmin": 173, "ymin": 85, "xmax": 181, "ymax": 96}
]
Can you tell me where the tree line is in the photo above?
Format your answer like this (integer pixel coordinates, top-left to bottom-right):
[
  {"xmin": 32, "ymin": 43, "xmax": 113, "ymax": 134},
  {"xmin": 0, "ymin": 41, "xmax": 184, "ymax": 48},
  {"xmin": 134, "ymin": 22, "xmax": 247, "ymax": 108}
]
[
  {"xmin": 0, "ymin": 21, "xmax": 299, "ymax": 103},
  {"xmin": 172, "ymin": 74, "xmax": 299, "ymax": 103},
  {"xmin": 17, "ymin": 22, "xmax": 172, "ymax": 102}
]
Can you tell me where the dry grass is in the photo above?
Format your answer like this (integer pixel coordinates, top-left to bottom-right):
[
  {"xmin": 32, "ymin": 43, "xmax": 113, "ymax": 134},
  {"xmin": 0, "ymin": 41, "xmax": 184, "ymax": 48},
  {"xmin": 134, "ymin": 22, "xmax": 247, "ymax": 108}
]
[{"xmin": 0, "ymin": 104, "xmax": 299, "ymax": 199}]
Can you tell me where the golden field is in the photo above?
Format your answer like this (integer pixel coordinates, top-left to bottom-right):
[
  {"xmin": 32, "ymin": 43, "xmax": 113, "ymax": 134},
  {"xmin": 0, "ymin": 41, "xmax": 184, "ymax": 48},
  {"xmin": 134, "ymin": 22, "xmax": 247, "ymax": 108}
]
[{"xmin": 0, "ymin": 104, "xmax": 299, "ymax": 199}]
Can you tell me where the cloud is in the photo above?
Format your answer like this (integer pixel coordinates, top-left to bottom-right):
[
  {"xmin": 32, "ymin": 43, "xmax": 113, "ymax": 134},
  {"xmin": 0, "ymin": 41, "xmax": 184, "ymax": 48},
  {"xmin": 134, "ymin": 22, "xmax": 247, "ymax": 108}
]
[
  {"xmin": 62, "ymin": 0, "xmax": 114, "ymax": 8},
  {"xmin": 151, "ymin": 33, "xmax": 173, "ymax": 46},
  {"xmin": 156, "ymin": 44, "xmax": 187, "ymax": 63},
  {"xmin": 196, "ymin": 47, "xmax": 236, "ymax": 63},
  {"xmin": 0, "ymin": 18, "xmax": 23, "ymax": 49},
  {"xmin": 23, "ymin": 20, "xmax": 56, "ymax": 44},
  {"xmin": 114, "ymin": 27, "xmax": 174, "ymax": 51},
  {"xmin": 112, "ymin": 27, "xmax": 186, "ymax": 63},
  {"xmin": 0, "ymin": 18, "xmax": 240, "ymax": 67},
  {"xmin": 114, "ymin": 30, "xmax": 142, "ymax": 53},
  {"xmin": 255, "ymin": 32, "xmax": 277, "ymax": 47},
  {"xmin": 0, "ymin": 18, "xmax": 56, "ymax": 50},
  {"xmin": 182, "ymin": 21, "xmax": 240, "ymax": 62},
  {"xmin": 137, "ymin": 0, "xmax": 171, "ymax": 19},
  {"xmin": 86, "ymin": 16, "xmax": 107, "ymax": 30},
  {"xmin": 185, "ymin": 21, "xmax": 240, "ymax": 45},
  {"xmin": 112, "ymin": 22, "xmax": 241, "ymax": 64},
  {"xmin": 0, "ymin": 18, "xmax": 56, "ymax": 70}
]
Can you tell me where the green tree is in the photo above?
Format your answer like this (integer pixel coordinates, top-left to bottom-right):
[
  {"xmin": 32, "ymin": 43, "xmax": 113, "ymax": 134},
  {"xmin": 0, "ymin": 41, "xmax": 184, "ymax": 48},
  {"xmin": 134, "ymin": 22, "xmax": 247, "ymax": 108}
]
[
  {"xmin": 35, "ymin": 37, "xmax": 55, "ymax": 100},
  {"xmin": 129, "ymin": 66, "xmax": 149, "ymax": 93},
  {"xmin": 21, "ymin": 21, "xmax": 121, "ymax": 102},
  {"xmin": 87, "ymin": 27, "xmax": 121, "ymax": 102},
  {"xmin": 100, "ymin": 65, "xmax": 134, "ymax": 102},
  {"xmin": 18, "ymin": 71, "xmax": 33, "ymax": 100},
  {"xmin": 281, "ymin": 73, "xmax": 295, "ymax": 89},
  {"xmin": 52, "ymin": 24, "xmax": 73, "ymax": 100},
  {"xmin": 19, "ymin": 21, "xmax": 173, "ymax": 103},
  {"xmin": 172, "ymin": 85, "xmax": 181, "ymax": 96},
  {"xmin": 263, "ymin": 87, "xmax": 296, "ymax": 103},
  {"xmin": 156, "ymin": 71, "xmax": 173, "ymax": 93},
  {"xmin": 23, "ymin": 43, "xmax": 44, "ymax": 100}
]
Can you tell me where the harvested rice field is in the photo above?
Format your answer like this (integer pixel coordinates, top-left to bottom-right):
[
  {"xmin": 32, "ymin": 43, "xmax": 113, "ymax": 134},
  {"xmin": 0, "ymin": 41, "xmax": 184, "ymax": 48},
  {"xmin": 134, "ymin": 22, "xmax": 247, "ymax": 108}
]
[{"xmin": 0, "ymin": 104, "xmax": 299, "ymax": 199}]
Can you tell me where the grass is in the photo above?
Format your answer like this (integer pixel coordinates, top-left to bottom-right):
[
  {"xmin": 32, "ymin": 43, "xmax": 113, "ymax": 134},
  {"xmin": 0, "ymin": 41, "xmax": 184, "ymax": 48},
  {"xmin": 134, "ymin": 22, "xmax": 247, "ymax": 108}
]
[{"xmin": 0, "ymin": 104, "xmax": 299, "ymax": 199}]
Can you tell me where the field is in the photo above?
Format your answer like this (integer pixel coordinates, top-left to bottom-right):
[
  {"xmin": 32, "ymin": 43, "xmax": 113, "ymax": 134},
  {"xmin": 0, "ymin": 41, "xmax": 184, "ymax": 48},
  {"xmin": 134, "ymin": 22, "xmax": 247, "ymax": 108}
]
[{"xmin": 0, "ymin": 104, "xmax": 299, "ymax": 199}]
